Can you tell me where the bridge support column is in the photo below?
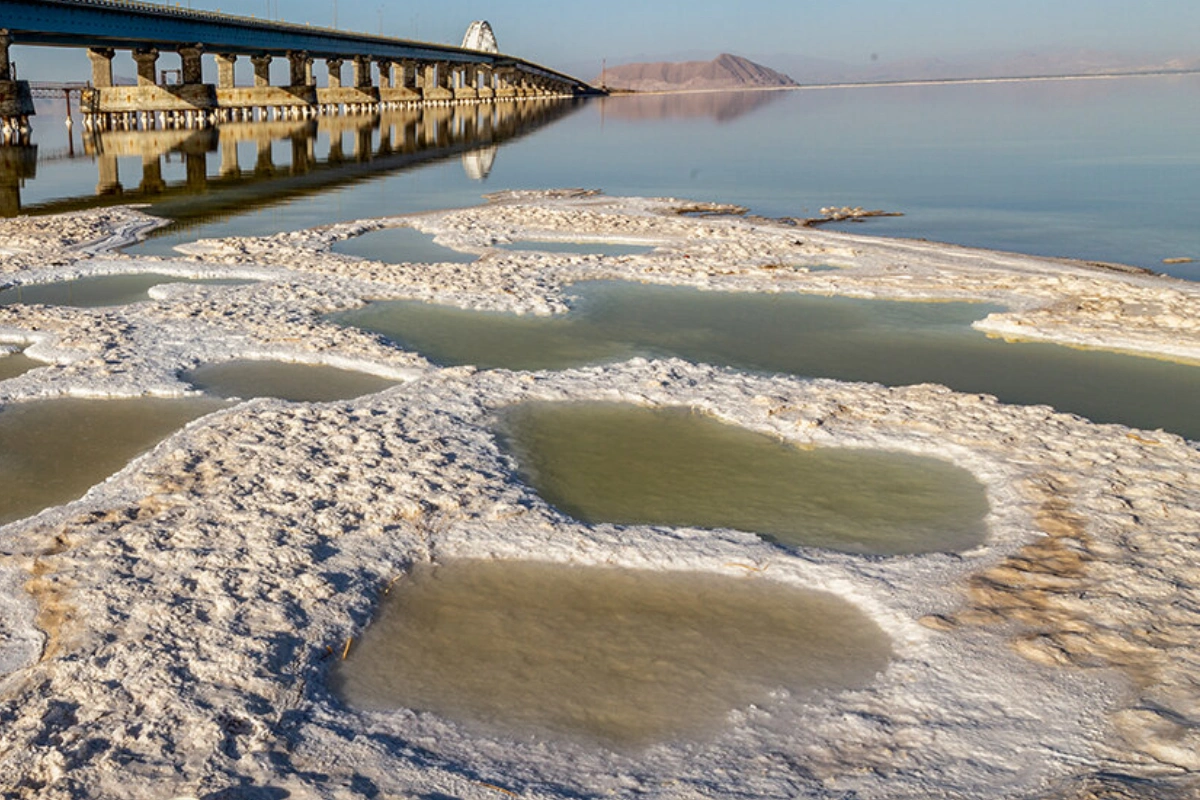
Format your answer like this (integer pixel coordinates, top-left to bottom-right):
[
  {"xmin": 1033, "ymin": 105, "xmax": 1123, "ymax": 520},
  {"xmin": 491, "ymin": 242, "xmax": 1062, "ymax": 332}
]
[
  {"xmin": 455, "ymin": 64, "xmax": 479, "ymax": 102},
  {"xmin": 352, "ymin": 56, "xmax": 371, "ymax": 89},
  {"xmin": 216, "ymin": 54, "xmax": 237, "ymax": 89},
  {"xmin": 252, "ymin": 54, "xmax": 271, "ymax": 87},
  {"xmin": 132, "ymin": 49, "xmax": 158, "ymax": 87},
  {"xmin": 88, "ymin": 48, "xmax": 115, "ymax": 88},
  {"xmin": 381, "ymin": 59, "xmax": 421, "ymax": 105},
  {"xmin": 421, "ymin": 62, "xmax": 452, "ymax": 103},
  {"xmin": 288, "ymin": 51, "xmax": 309, "ymax": 88},
  {"xmin": 476, "ymin": 66, "xmax": 495, "ymax": 100},
  {"xmin": 494, "ymin": 68, "xmax": 517, "ymax": 99},
  {"xmin": 327, "ymin": 58, "xmax": 344, "ymax": 89},
  {"xmin": 0, "ymin": 29, "xmax": 33, "ymax": 134},
  {"xmin": 179, "ymin": 45, "xmax": 204, "ymax": 86},
  {"xmin": 0, "ymin": 29, "xmax": 11, "ymax": 81}
]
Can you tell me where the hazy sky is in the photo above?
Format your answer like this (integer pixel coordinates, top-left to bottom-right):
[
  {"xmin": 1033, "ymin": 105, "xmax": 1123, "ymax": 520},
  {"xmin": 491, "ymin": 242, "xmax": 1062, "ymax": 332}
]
[{"xmin": 9, "ymin": 0, "xmax": 1199, "ymax": 80}]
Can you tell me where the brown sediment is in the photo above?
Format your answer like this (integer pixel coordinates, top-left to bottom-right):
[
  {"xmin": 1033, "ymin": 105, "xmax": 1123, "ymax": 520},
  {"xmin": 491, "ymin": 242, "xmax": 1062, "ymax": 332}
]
[{"xmin": 951, "ymin": 476, "xmax": 1163, "ymax": 679}]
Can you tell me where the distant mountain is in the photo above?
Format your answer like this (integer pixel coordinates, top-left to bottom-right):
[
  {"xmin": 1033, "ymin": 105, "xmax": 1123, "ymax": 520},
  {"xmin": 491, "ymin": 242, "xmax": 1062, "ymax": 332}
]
[{"xmin": 595, "ymin": 54, "xmax": 795, "ymax": 92}]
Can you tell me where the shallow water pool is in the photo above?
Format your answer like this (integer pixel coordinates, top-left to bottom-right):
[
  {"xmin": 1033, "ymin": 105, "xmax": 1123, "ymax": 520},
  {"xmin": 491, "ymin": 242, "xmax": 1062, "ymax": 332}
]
[
  {"xmin": 330, "ymin": 226, "xmax": 478, "ymax": 264},
  {"xmin": 0, "ymin": 396, "xmax": 226, "ymax": 526},
  {"xmin": 333, "ymin": 280, "xmax": 1200, "ymax": 439},
  {"xmin": 0, "ymin": 274, "xmax": 256, "ymax": 308},
  {"xmin": 0, "ymin": 351, "xmax": 37, "ymax": 383},
  {"xmin": 331, "ymin": 559, "xmax": 892, "ymax": 748},
  {"xmin": 497, "ymin": 402, "xmax": 989, "ymax": 555},
  {"xmin": 495, "ymin": 240, "xmax": 656, "ymax": 257},
  {"xmin": 183, "ymin": 360, "xmax": 398, "ymax": 402}
]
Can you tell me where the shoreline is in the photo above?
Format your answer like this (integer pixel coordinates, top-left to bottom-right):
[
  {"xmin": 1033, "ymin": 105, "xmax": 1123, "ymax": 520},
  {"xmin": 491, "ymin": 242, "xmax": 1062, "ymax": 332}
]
[
  {"xmin": 599, "ymin": 67, "xmax": 1200, "ymax": 97},
  {"xmin": 0, "ymin": 194, "xmax": 1198, "ymax": 797}
]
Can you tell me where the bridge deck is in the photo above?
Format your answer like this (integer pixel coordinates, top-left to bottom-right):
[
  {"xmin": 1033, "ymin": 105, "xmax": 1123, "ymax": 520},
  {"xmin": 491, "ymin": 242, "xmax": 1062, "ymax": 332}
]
[{"xmin": 0, "ymin": 0, "xmax": 584, "ymax": 85}]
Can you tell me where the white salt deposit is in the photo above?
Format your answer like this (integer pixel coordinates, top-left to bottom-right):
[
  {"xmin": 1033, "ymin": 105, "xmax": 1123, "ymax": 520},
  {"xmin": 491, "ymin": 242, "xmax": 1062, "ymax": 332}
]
[{"xmin": 0, "ymin": 193, "xmax": 1197, "ymax": 798}]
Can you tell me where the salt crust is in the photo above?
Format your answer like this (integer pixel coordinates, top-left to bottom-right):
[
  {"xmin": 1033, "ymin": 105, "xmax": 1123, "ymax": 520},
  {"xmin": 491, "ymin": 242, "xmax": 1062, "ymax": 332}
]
[{"xmin": 0, "ymin": 193, "xmax": 1197, "ymax": 798}]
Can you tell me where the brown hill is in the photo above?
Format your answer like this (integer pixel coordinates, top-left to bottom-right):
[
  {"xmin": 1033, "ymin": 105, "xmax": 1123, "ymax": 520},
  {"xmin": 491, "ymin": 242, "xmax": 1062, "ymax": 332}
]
[{"xmin": 596, "ymin": 53, "xmax": 795, "ymax": 92}]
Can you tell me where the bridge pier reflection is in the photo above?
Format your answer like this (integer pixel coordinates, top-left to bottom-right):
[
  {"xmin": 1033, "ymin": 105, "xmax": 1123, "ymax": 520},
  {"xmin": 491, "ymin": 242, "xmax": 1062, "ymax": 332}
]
[{"xmin": 0, "ymin": 96, "xmax": 581, "ymax": 221}]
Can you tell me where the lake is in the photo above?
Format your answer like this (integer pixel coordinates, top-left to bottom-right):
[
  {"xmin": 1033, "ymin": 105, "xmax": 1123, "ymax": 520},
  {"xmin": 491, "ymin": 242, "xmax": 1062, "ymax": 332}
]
[{"xmin": 9, "ymin": 74, "xmax": 1199, "ymax": 275}]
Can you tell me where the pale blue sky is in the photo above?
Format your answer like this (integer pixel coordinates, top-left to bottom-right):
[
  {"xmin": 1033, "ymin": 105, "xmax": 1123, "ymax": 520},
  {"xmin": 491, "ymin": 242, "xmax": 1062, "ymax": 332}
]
[{"xmin": 9, "ymin": 0, "xmax": 1199, "ymax": 80}]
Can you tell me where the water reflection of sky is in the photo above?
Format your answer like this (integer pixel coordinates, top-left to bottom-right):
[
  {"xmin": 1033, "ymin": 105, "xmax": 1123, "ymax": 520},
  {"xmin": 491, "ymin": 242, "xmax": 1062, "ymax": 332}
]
[{"xmin": 9, "ymin": 74, "xmax": 1200, "ymax": 273}]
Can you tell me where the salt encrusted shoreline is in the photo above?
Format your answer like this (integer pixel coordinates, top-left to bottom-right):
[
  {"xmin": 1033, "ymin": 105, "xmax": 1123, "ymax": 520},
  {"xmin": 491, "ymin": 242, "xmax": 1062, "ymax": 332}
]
[{"xmin": 0, "ymin": 193, "xmax": 1197, "ymax": 799}]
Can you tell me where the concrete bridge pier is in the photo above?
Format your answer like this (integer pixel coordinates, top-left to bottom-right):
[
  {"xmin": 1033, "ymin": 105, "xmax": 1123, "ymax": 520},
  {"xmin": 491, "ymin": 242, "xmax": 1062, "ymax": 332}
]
[
  {"xmin": 421, "ymin": 62, "xmax": 453, "ymax": 104},
  {"xmin": 0, "ymin": 30, "xmax": 34, "ymax": 137},
  {"xmin": 380, "ymin": 59, "xmax": 422, "ymax": 106},
  {"xmin": 454, "ymin": 64, "xmax": 479, "ymax": 102},
  {"xmin": 476, "ymin": 66, "xmax": 495, "ymax": 101}
]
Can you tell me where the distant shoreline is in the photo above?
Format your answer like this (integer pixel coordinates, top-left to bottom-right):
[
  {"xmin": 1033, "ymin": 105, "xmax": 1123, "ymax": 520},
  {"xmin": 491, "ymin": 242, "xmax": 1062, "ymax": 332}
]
[{"xmin": 601, "ymin": 67, "xmax": 1200, "ymax": 96}]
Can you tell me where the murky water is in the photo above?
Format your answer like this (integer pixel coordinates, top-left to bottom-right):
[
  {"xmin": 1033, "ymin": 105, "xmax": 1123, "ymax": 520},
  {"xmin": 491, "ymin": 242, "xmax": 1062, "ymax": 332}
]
[
  {"xmin": 334, "ymin": 281, "xmax": 1200, "ymax": 439},
  {"xmin": 497, "ymin": 403, "xmax": 988, "ymax": 555},
  {"xmin": 183, "ymin": 360, "xmax": 398, "ymax": 402},
  {"xmin": 0, "ymin": 274, "xmax": 255, "ymax": 308},
  {"xmin": 495, "ymin": 240, "xmax": 656, "ymax": 257},
  {"xmin": 0, "ymin": 397, "xmax": 226, "ymax": 526},
  {"xmin": 331, "ymin": 559, "xmax": 892, "ymax": 748},
  {"xmin": 330, "ymin": 226, "xmax": 479, "ymax": 264},
  {"xmin": 0, "ymin": 351, "xmax": 37, "ymax": 383}
]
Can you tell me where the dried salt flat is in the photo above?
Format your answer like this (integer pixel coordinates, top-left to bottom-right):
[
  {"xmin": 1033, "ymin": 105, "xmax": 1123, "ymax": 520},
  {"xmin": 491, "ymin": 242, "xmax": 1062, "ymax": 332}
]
[{"xmin": 0, "ymin": 196, "xmax": 1196, "ymax": 798}]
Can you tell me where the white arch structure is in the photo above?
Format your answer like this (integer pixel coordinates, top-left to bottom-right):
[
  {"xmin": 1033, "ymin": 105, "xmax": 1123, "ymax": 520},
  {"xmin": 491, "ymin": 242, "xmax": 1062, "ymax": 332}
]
[{"xmin": 461, "ymin": 21, "xmax": 499, "ymax": 54}]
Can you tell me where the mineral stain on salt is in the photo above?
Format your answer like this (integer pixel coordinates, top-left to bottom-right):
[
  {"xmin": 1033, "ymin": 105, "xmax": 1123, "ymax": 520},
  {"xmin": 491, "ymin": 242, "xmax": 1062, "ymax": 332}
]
[
  {"xmin": 331, "ymin": 559, "xmax": 892, "ymax": 748},
  {"xmin": 497, "ymin": 402, "xmax": 990, "ymax": 555}
]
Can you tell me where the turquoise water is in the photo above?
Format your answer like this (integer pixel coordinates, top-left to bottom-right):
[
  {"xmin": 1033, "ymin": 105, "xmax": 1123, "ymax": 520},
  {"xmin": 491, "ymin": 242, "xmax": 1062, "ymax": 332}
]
[
  {"xmin": 15, "ymin": 76, "xmax": 1200, "ymax": 275},
  {"xmin": 332, "ymin": 281, "xmax": 1200, "ymax": 440}
]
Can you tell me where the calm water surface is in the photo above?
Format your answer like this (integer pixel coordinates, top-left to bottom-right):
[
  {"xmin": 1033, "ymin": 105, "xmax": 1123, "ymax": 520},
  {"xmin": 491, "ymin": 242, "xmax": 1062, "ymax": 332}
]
[
  {"xmin": 12, "ymin": 76, "xmax": 1200, "ymax": 274},
  {"xmin": 496, "ymin": 403, "xmax": 989, "ymax": 555},
  {"xmin": 183, "ymin": 360, "xmax": 398, "ymax": 402},
  {"xmin": 494, "ymin": 240, "xmax": 657, "ymax": 257},
  {"xmin": 0, "ymin": 397, "xmax": 226, "ymax": 525},
  {"xmin": 0, "ymin": 274, "xmax": 256, "ymax": 308},
  {"xmin": 0, "ymin": 351, "xmax": 37, "ymax": 383},
  {"xmin": 331, "ymin": 559, "xmax": 892, "ymax": 747},
  {"xmin": 333, "ymin": 281, "xmax": 1200, "ymax": 440},
  {"xmin": 330, "ymin": 226, "xmax": 478, "ymax": 264}
]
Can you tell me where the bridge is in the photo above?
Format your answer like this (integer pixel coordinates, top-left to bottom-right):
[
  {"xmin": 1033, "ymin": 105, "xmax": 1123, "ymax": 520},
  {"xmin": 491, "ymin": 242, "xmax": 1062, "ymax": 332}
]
[{"xmin": 0, "ymin": 0, "xmax": 599, "ymax": 137}]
